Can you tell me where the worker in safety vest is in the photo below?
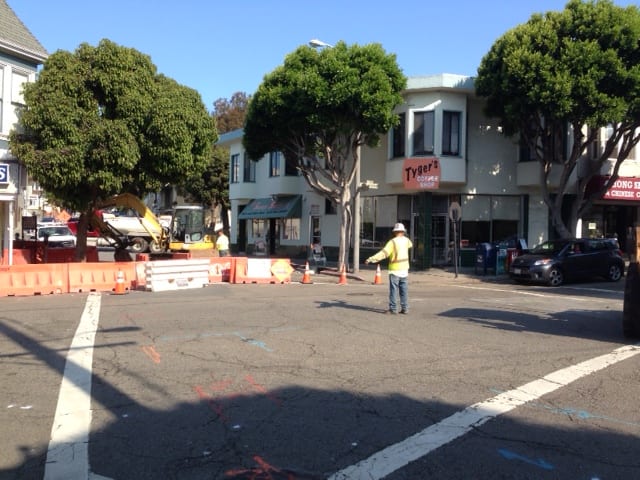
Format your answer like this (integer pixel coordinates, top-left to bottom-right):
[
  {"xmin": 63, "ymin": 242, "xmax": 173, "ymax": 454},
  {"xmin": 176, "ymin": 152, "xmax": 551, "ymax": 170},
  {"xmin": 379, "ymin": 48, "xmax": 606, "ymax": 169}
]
[{"xmin": 365, "ymin": 222, "xmax": 413, "ymax": 314}]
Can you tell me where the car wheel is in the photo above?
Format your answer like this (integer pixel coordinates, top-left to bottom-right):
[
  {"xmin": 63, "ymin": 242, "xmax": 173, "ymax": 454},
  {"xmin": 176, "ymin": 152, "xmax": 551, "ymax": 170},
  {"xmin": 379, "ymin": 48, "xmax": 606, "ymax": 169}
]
[
  {"xmin": 547, "ymin": 267, "xmax": 564, "ymax": 286},
  {"xmin": 129, "ymin": 237, "xmax": 149, "ymax": 253},
  {"xmin": 606, "ymin": 263, "xmax": 623, "ymax": 282},
  {"xmin": 149, "ymin": 240, "xmax": 164, "ymax": 254}
]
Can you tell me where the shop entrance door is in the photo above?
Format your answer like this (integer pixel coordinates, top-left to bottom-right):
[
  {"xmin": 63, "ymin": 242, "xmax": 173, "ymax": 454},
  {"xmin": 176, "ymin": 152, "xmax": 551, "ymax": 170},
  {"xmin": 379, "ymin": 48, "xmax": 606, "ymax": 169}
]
[{"xmin": 431, "ymin": 214, "xmax": 448, "ymax": 266}]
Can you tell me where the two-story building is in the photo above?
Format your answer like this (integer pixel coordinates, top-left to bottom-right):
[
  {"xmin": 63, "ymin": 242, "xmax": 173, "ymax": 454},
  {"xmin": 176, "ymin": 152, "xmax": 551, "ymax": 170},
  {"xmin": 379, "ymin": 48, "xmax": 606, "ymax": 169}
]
[
  {"xmin": 0, "ymin": 0, "xmax": 48, "ymax": 264},
  {"xmin": 219, "ymin": 73, "xmax": 640, "ymax": 269}
]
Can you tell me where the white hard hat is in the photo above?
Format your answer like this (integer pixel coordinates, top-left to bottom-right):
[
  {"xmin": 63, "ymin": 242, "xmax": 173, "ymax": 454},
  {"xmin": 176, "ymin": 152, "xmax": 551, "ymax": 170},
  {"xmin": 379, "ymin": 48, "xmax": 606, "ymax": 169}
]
[{"xmin": 393, "ymin": 222, "xmax": 406, "ymax": 232}]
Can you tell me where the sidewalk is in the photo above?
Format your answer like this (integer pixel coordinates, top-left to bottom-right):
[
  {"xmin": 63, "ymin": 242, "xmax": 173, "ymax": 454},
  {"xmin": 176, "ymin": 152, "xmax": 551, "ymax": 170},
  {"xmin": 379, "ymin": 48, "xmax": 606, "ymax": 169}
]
[{"xmin": 292, "ymin": 261, "xmax": 511, "ymax": 285}]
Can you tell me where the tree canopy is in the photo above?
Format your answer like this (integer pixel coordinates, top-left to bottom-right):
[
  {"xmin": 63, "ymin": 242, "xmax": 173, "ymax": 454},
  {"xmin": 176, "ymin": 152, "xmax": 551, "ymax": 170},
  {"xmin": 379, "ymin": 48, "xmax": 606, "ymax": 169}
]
[
  {"xmin": 243, "ymin": 41, "xmax": 406, "ymax": 268},
  {"xmin": 213, "ymin": 92, "xmax": 251, "ymax": 134},
  {"xmin": 10, "ymin": 39, "xmax": 217, "ymax": 257},
  {"xmin": 475, "ymin": 0, "xmax": 640, "ymax": 238},
  {"xmin": 179, "ymin": 92, "xmax": 250, "ymax": 230}
]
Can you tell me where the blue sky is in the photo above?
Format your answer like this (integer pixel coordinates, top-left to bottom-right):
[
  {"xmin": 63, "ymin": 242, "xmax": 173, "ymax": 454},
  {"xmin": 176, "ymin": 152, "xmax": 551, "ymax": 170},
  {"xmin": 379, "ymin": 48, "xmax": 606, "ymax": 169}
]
[{"xmin": 8, "ymin": 1, "xmax": 638, "ymax": 112}]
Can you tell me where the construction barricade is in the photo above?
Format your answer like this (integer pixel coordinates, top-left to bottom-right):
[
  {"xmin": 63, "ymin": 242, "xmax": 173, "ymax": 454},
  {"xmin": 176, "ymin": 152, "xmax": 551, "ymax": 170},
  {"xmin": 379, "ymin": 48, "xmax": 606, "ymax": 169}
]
[
  {"xmin": 0, "ymin": 263, "xmax": 69, "ymax": 296},
  {"xmin": 209, "ymin": 257, "xmax": 235, "ymax": 283},
  {"xmin": 68, "ymin": 262, "xmax": 136, "ymax": 293},
  {"xmin": 233, "ymin": 257, "xmax": 293, "ymax": 284},
  {"xmin": 144, "ymin": 258, "xmax": 211, "ymax": 292}
]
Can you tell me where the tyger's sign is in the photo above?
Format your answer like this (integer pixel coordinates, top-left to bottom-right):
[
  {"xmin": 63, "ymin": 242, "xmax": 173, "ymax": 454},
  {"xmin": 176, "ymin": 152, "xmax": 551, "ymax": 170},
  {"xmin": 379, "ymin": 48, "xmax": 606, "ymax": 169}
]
[{"xmin": 402, "ymin": 157, "xmax": 441, "ymax": 190}]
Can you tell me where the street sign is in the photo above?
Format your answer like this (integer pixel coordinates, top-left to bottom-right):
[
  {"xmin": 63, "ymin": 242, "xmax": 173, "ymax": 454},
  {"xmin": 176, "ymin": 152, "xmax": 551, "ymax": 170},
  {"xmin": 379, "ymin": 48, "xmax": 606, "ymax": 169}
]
[{"xmin": 0, "ymin": 164, "xmax": 9, "ymax": 183}]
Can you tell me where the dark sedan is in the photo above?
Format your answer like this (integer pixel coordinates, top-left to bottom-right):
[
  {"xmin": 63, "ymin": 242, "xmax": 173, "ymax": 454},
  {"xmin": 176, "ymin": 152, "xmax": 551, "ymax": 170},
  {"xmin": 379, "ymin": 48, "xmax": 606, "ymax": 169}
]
[{"xmin": 509, "ymin": 238, "xmax": 624, "ymax": 286}]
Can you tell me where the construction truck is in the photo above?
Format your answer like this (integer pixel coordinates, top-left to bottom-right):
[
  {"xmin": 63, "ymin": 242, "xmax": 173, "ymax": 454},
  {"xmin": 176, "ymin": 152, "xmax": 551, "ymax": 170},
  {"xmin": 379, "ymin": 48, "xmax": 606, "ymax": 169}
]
[{"xmin": 90, "ymin": 193, "xmax": 214, "ymax": 255}]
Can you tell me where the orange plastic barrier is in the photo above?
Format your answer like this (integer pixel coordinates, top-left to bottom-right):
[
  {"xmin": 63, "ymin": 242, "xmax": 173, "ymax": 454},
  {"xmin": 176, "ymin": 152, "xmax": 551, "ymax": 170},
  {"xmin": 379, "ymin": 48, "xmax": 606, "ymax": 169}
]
[
  {"xmin": 209, "ymin": 257, "xmax": 235, "ymax": 283},
  {"xmin": 0, "ymin": 263, "xmax": 69, "ymax": 296},
  {"xmin": 68, "ymin": 262, "xmax": 136, "ymax": 293},
  {"xmin": 233, "ymin": 257, "xmax": 293, "ymax": 284}
]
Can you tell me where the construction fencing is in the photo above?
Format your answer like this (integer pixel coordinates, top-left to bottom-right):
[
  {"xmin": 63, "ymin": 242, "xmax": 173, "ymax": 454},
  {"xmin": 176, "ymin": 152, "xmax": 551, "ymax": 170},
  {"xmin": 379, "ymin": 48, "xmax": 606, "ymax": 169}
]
[{"xmin": 0, "ymin": 256, "xmax": 294, "ymax": 297}]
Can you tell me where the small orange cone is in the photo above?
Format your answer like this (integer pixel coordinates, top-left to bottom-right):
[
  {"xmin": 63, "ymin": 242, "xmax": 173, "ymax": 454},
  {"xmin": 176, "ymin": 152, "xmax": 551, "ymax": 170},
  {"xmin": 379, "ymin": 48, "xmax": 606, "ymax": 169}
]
[
  {"xmin": 301, "ymin": 261, "xmax": 313, "ymax": 284},
  {"xmin": 373, "ymin": 264, "xmax": 382, "ymax": 285},
  {"xmin": 113, "ymin": 269, "xmax": 127, "ymax": 295},
  {"xmin": 338, "ymin": 264, "xmax": 348, "ymax": 285}
]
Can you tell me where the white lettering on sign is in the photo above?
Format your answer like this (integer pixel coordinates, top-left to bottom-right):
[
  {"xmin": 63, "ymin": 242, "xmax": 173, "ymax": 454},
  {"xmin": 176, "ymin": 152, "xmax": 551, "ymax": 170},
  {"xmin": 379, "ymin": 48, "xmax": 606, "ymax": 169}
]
[
  {"xmin": 0, "ymin": 164, "xmax": 8, "ymax": 183},
  {"xmin": 603, "ymin": 177, "xmax": 640, "ymax": 202}
]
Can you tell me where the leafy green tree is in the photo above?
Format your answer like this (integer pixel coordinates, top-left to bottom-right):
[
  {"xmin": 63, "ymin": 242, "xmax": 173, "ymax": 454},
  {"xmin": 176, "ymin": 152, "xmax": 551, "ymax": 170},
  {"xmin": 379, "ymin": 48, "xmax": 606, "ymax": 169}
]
[
  {"xmin": 243, "ymin": 41, "xmax": 406, "ymax": 269},
  {"xmin": 475, "ymin": 0, "xmax": 640, "ymax": 239},
  {"xmin": 10, "ymin": 39, "xmax": 216, "ymax": 260}
]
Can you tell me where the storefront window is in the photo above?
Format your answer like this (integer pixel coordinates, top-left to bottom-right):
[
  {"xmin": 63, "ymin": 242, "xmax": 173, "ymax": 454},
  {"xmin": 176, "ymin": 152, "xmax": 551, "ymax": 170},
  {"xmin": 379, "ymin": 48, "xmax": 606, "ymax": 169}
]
[
  {"xmin": 280, "ymin": 217, "xmax": 300, "ymax": 240},
  {"xmin": 461, "ymin": 195, "xmax": 520, "ymax": 247}
]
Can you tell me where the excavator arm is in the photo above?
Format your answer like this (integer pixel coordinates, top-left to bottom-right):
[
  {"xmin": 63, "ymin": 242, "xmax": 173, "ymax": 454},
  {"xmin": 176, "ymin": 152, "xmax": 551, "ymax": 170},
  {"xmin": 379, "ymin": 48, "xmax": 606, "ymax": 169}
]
[{"xmin": 93, "ymin": 193, "xmax": 169, "ymax": 254}]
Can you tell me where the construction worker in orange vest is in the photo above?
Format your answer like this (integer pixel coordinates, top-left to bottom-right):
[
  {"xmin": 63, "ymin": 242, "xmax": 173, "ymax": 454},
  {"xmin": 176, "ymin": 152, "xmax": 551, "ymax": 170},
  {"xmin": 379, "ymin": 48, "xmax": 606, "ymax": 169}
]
[{"xmin": 365, "ymin": 222, "xmax": 413, "ymax": 315}]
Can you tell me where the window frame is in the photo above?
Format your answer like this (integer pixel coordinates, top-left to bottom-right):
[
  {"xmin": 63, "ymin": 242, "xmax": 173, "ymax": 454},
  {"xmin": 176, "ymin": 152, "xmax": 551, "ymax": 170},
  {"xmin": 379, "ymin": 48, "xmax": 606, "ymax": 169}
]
[
  {"xmin": 230, "ymin": 154, "xmax": 240, "ymax": 184},
  {"xmin": 243, "ymin": 153, "xmax": 256, "ymax": 183},
  {"xmin": 391, "ymin": 112, "xmax": 406, "ymax": 158},
  {"xmin": 442, "ymin": 111, "xmax": 461, "ymax": 156},
  {"xmin": 412, "ymin": 110, "xmax": 435, "ymax": 156}
]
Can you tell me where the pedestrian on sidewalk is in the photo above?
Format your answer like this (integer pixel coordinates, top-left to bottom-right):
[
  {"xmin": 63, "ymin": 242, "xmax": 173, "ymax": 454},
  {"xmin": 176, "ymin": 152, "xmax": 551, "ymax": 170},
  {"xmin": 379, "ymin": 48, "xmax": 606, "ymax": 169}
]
[{"xmin": 365, "ymin": 222, "xmax": 413, "ymax": 314}]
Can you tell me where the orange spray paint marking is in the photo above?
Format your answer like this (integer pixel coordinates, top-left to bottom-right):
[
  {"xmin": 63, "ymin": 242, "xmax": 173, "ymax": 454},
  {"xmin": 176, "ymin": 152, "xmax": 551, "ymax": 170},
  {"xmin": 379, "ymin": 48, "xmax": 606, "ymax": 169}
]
[
  {"xmin": 141, "ymin": 345, "xmax": 161, "ymax": 364},
  {"xmin": 193, "ymin": 385, "xmax": 228, "ymax": 422},
  {"xmin": 225, "ymin": 455, "xmax": 296, "ymax": 479},
  {"xmin": 245, "ymin": 374, "xmax": 282, "ymax": 406}
]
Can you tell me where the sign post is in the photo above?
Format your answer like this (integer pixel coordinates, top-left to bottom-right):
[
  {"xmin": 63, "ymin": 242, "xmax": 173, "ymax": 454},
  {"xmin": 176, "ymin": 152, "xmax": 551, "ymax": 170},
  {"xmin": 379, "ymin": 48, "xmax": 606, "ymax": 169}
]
[{"xmin": 448, "ymin": 202, "xmax": 462, "ymax": 278}]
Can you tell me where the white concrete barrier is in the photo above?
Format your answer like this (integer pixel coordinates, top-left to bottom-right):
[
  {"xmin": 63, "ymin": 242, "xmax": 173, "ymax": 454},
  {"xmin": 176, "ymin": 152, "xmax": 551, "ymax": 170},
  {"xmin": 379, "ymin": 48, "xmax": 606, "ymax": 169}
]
[{"xmin": 144, "ymin": 259, "xmax": 210, "ymax": 292}]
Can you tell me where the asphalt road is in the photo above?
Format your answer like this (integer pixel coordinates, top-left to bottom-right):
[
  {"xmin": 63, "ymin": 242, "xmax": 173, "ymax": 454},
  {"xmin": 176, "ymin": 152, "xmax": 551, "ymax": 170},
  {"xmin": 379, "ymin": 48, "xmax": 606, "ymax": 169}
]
[{"xmin": 1, "ymin": 272, "xmax": 638, "ymax": 480}]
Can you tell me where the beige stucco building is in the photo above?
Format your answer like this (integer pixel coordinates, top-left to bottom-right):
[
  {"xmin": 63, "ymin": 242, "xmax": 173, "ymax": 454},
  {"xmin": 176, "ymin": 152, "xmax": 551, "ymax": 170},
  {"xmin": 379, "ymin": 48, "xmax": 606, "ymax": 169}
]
[{"xmin": 219, "ymin": 74, "xmax": 640, "ymax": 269}]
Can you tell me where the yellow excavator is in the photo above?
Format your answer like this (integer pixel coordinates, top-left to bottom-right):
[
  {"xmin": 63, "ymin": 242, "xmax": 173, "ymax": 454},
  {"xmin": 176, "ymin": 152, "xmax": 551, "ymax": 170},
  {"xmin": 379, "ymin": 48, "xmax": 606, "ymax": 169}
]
[{"xmin": 89, "ymin": 193, "xmax": 214, "ymax": 257}]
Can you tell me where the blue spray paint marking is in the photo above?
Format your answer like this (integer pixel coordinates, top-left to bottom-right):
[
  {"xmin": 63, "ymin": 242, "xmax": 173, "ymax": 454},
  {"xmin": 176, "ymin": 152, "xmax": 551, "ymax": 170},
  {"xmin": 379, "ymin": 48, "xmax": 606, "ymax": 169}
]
[
  {"xmin": 490, "ymin": 388, "xmax": 640, "ymax": 428},
  {"xmin": 499, "ymin": 449, "xmax": 554, "ymax": 470},
  {"xmin": 234, "ymin": 333, "xmax": 273, "ymax": 352}
]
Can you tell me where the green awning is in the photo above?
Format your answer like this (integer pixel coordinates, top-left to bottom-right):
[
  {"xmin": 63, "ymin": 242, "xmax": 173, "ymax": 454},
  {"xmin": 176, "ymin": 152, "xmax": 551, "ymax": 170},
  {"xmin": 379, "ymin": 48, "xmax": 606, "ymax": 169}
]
[{"xmin": 238, "ymin": 195, "xmax": 302, "ymax": 220}]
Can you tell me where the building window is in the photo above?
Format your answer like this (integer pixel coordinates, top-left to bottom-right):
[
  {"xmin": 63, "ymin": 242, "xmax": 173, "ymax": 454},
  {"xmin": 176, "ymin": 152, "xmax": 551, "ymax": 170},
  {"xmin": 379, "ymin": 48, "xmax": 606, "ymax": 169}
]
[
  {"xmin": 285, "ymin": 155, "xmax": 298, "ymax": 176},
  {"xmin": 243, "ymin": 153, "xmax": 255, "ymax": 182},
  {"xmin": 280, "ymin": 217, "xmax": 300, "ymax": 240},
  {"xmin": 11, "ymin": 71, "xmax": 28, "ymax": 105},
  {"xmin": 325, "ymin": 198, "xmax": 337, "ymax": 215},
  {"xmin": 413, "ymin": 111, "xmax": 434, "ymax": 156},
  {"xmin": 269, "ymin": 151, "xmax": 281, "ymax": 177},
  {"xmin": 252, "ymin": 219, "xmax": 267, "ymax": 237},
  {"xmin": 391, "ymin": 113, "xmax": 406, "ymax": 158},
  {"xmin": 230, "ymin": 154, "xmax": 240, "ymax": 183},
  {"xmin": 442, "ymin": 111, "xmax": 460, "ymax": 156}
]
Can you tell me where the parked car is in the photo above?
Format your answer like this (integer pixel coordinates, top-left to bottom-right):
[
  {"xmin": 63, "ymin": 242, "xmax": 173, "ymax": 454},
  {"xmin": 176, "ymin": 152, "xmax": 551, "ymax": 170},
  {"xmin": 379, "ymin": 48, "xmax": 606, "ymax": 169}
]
[
  {"xmin": 509, "ymin": 238, "xmax": 624, "ymax": 286},
  {"xmin": 30, "ymin": 225, "xmax": 77, "ymax": 248}
]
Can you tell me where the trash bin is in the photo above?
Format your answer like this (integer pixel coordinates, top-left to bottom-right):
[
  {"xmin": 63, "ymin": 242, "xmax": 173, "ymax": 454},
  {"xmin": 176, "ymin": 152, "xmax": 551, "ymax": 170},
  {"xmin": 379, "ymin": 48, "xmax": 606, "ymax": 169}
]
[{"xmin": 475, "ymin": 243, "xmax": 495, "ymax": 275}]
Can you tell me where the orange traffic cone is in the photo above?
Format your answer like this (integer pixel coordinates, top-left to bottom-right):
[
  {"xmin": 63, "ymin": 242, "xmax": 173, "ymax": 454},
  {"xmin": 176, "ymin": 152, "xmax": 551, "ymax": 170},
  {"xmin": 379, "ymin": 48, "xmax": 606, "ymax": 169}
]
[
  {"xmin": 373, "ymin": 264, "xmax": 382, "ymax": 285},
  {"xmin": 338, "ymin": 264, "xmax": 348, "ymax": 285},
  {"xmin": 113, "ymin": 269, "xmax": 127, "ymax": 295},
  {"xmin": 301, "ymin": 261, "xmax": 313, "ymax": 284}
]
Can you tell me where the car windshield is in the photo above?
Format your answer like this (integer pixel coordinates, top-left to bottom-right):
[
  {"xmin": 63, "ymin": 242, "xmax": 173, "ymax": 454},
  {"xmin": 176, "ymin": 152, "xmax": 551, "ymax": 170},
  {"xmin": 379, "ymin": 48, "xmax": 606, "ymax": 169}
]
[
  {"xmin": 530, "ymin": 240, "xmax": 568, "ymax": 255},
  {"xmin": 39, "ymin": 226, "xmax": 72, "ymax": 236}
]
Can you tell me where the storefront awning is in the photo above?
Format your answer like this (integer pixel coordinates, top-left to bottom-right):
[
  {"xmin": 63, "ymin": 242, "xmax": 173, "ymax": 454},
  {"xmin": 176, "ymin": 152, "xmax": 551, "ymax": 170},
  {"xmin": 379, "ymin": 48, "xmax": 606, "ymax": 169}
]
[
  {"xmin": 586, "ymin": 176, "xmax": 640, "ymax": 202},
  {"xmin": 238, "ymin": 195, "xmax": 302, "ymax": 220}
]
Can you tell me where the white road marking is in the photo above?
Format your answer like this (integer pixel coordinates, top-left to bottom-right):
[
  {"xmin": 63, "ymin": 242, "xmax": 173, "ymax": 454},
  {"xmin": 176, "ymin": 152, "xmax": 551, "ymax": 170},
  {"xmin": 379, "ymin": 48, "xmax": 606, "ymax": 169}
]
[
  {"xmin": 44, "ymin": 293, "xmax": 101, "ymax": 480},
  {"xmin": 328, "ymin": 344, "xmax": 640, "ymax": 480}
]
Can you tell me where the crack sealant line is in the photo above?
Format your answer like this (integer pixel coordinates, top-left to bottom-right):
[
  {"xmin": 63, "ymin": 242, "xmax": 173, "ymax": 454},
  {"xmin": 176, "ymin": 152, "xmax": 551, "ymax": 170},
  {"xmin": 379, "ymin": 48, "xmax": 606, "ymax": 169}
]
[{"xmin": 328, "ymin": 343, "xmax": 640, "ymax": 480}]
